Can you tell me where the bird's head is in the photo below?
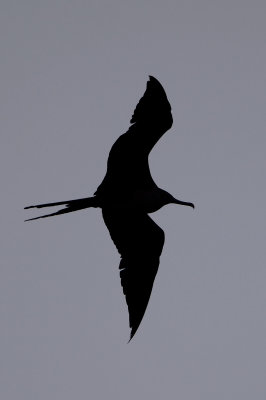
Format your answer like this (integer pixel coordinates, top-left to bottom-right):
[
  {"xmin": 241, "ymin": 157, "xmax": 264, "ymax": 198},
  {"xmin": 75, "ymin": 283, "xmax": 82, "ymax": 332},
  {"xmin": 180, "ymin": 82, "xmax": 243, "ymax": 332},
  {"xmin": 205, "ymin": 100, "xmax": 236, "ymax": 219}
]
[{"xmin": 160, "ymin": 189, "xmax": 195, "ymax": 209}]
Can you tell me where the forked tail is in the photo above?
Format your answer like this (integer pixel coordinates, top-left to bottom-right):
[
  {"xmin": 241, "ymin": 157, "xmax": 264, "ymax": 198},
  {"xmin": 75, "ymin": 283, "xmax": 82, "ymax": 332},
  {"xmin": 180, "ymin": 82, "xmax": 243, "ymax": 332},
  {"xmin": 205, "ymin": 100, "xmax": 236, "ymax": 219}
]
[{"xmin": 24, "ymin": 196, "xmax": 99, "ymax": 221}]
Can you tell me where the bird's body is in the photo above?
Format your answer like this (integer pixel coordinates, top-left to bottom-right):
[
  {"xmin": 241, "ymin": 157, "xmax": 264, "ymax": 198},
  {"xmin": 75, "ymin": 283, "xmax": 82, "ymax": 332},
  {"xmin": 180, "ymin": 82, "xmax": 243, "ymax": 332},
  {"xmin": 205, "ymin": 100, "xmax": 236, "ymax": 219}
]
[
  {"xmin": 25, "ymin": 76, "xmax": 194, "ymax": 340},
  {"xmin": 97, "ymin": 188, "xmax": 177, "ymax": 213}
]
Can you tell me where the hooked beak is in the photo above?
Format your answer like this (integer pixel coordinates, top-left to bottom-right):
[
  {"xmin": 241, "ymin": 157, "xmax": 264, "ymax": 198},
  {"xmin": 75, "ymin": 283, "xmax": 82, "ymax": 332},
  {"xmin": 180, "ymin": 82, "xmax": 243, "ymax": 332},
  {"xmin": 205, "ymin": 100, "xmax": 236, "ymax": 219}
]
[{"xmin": 173, "ymin": 198, "xmax": 195, "ymax": 209}]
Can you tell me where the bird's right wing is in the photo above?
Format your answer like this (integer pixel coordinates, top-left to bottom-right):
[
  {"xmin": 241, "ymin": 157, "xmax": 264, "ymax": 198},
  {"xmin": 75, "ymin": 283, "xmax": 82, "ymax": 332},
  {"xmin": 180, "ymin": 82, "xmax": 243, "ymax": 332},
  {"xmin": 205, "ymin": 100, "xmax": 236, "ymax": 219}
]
[
  {"xmin": 94, "ymin": 76, "xmax": 173, "ymax": 196},
  {"xmin": 102, "ymin": 208, "xmax": 165, "ymax": 340}
]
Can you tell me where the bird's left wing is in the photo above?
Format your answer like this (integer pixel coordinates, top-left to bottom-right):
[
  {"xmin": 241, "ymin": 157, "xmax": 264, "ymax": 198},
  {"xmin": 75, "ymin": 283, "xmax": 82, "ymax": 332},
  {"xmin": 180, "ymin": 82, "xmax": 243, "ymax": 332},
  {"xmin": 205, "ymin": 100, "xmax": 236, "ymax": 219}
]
[
  {"xmin": 102, "ymin": 208, "xmax": 165, "ymax": 340},
  {"xmin": 94, "ymin": 76, "xmax": 173, "ymax": 196}
]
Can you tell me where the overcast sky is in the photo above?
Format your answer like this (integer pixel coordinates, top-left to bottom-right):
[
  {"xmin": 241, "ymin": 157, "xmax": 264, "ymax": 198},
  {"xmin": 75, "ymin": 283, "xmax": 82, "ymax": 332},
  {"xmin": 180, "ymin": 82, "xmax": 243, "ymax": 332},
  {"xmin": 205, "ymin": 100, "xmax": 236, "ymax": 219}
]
[{"xmin": 1, "ymin": 1, "xmax": 266, "ymax": 399}]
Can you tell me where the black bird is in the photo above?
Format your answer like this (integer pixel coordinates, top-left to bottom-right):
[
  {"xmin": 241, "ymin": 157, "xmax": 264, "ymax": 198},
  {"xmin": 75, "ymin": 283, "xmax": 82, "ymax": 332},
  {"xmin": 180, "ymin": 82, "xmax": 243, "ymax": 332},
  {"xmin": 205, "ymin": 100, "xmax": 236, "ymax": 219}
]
[{"xmin": 25, "ymin": 76, "xmax": 194, "ymax": 340}]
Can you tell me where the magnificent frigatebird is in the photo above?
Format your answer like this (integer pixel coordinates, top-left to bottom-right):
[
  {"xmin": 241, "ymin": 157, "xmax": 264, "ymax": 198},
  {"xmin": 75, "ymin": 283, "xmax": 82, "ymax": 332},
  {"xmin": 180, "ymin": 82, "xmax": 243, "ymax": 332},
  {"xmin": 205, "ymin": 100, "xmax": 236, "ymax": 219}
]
[{"xmin": 25, "ymin": 76, "xmax": 194, "ymax": 340}]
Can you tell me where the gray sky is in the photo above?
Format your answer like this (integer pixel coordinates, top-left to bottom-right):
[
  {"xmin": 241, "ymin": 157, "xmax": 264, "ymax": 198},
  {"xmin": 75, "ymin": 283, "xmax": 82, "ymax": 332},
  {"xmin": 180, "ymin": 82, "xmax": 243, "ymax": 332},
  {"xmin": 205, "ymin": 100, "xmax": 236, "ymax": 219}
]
[{"xmin": 1, "ymin": 1, "xmax": 266, "ymax": 399}]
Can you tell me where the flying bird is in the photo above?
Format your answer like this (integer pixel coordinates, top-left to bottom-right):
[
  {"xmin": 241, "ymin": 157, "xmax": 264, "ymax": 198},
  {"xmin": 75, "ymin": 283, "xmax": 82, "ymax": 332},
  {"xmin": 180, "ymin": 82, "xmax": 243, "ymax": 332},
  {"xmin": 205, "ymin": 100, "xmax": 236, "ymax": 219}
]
[{"xmin": 25, "ymin": 76, "xmax": 194, "ymax": 340}]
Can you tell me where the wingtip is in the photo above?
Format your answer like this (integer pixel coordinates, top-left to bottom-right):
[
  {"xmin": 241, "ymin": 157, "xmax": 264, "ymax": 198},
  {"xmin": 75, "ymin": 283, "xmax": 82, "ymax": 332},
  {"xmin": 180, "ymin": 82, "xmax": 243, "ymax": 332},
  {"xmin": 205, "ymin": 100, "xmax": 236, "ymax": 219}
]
[
  {"xmin": 147, "ymin": 75, "xmax": 168, "ymax": 94},
  {"xmin": 127, "ymin": 329, "xmax": 137, "ymax": 343},
  {"xmin": 127, "ymin": 322, "xmax": 141, "ymax": 342},
  {"xmin": 148, "ymin": 75, "xmax": 159, "ymax": 83}
]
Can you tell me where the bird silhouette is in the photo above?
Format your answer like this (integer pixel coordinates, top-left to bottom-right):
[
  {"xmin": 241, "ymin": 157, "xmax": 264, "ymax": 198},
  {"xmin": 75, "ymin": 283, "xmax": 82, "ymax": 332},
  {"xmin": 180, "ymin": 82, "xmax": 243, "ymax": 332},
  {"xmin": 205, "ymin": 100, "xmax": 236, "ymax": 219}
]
[{"xmin": 25, "ymin": 76, "xmax": 194, "ymax": 341}]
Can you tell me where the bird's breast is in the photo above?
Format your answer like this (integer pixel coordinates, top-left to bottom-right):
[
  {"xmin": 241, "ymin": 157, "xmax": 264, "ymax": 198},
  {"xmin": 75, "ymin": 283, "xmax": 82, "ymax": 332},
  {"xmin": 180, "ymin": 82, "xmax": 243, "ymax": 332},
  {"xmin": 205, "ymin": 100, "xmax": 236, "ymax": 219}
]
[{"xmin": 101, "ymin": 189, "xmax": 165, "ymax": 214}]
